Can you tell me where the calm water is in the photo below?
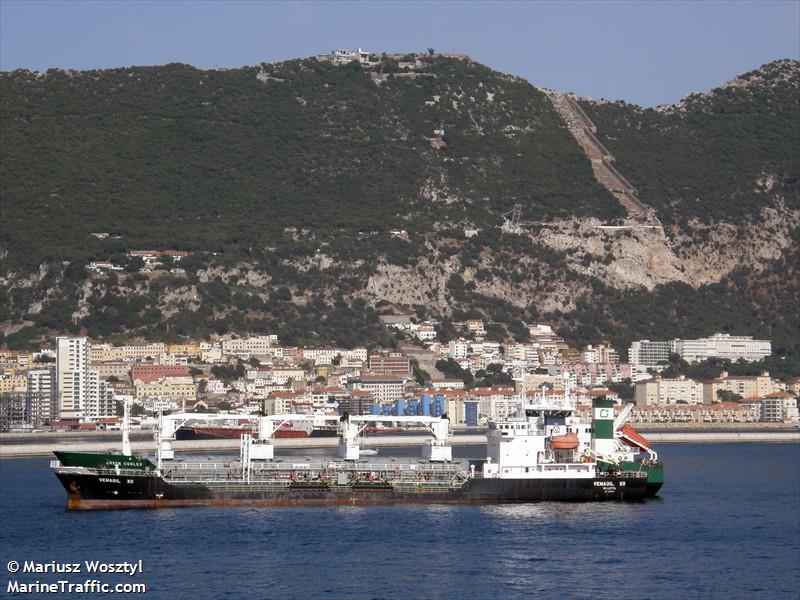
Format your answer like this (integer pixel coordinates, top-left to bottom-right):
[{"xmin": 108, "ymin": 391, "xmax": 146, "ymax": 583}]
[{"xmin": 1, "ymin": 444, "xmax": 798, "ymax": 599}]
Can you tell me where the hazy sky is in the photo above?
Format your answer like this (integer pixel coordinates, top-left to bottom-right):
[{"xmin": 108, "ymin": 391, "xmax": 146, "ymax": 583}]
[{"xmin": 1, "ymin": 0, "xmax": 798, "ymax": 106}]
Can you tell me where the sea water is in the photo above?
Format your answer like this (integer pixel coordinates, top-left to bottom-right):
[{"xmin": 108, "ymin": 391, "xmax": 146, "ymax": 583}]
[{"xmin": 1, "ymin": 443, "xmax": 798, "ymax": 599}]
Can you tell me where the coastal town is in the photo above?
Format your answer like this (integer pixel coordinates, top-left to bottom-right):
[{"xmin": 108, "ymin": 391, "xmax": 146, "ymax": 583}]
[{"xmin": 1, "ymin": 320, "xmax": 797, "ymax": 433}]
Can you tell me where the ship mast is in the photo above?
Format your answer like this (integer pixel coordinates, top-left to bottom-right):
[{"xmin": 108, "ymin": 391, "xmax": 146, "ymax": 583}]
[{"xmin": 121, "ymin": 396, "xmax": 132, "ymax": 457}]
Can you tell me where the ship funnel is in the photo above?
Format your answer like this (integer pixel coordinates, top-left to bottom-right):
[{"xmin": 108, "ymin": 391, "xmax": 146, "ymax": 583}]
[{"xmin": 592, "ymin": 396, "xmax": 616, "ymax": 455}]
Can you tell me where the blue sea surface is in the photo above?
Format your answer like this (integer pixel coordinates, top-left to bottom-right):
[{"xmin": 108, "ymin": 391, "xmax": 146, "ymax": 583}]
[{"xmin": 1, "ymin": 443, "xmax": 798, "ymax": 599}]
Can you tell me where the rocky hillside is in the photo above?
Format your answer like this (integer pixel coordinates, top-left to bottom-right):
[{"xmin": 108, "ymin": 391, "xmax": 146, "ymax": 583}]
[{"xmin": 0, "ymin": 55, "xmax": 797, "ymax": 373}]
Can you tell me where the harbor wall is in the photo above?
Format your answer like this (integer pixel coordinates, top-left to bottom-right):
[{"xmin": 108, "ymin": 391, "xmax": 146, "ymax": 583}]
[{"xmin": 1, "ymin": 431, "xmax": 798, "ymax": 457}]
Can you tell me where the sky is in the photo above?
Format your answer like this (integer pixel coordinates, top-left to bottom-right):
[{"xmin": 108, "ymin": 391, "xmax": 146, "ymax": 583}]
[{"xmin": 1, "ymin": 0, "xmax": 798, "ymax": 106}]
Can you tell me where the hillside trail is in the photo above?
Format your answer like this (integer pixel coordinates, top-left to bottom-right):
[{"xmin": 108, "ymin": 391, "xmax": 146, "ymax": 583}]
[{"xmin": 547, "ymin": 92, "xmax": 663, "ymax": 231}]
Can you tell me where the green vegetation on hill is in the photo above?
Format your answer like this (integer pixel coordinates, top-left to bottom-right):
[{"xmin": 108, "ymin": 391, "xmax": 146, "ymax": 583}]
[
  {"xmin": 578, "ymin": 60, "xmax": 800, "ymax": 225},
  {"xmin": 0, "ymin": 57, "xmax": 619, "ymax": 271}
]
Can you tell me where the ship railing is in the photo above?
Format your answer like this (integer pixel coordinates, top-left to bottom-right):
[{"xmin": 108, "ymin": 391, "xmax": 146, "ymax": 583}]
[
  {"xmin": 612, "ymin": 471, "xmax": 648, "ymax": 479},
  {"xmin": 323, "ymin": 461, "xmax": 468, "ymax": 475},
  {"xmin": 50, "ymin": 463, "xmax": 146, "ymax": 478},
  {"xmin": 162, "ymin": 462, "xmax": 236, "ymax": 482}
]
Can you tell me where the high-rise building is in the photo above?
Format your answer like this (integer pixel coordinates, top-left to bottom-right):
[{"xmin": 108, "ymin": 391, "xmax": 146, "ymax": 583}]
[
  {"xmin": 57, "ymin": 337, "xmax": 90, "ymax": 418},
  {"xmin": 27, "ymin": 367, "xmax": 58, "ymax": 425},
  {"xmin": 56, "ymin": 337, "xmax": 108, "ymax": 419}
]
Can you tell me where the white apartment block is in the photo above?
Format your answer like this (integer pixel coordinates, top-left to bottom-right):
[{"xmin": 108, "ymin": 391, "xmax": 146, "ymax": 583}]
[
  {"xmin": 503, "ymin": 343, "xmax": 527, "ymax": 361},
  {"xmin": 200, "ymin": 342, "xmax": 224, "ymax": 363},
  {"xmin": 762, "ymin": 393, "xmax": 800, "ymax": 423},
  {"xmin": 356, "ymin": 375, "xmax": 406, "ymax": 405},
  {"xmin": 221, "ymin": 336, "xmax": 279, "ymax": 357},
  {"xmin": 416, "ymin": 324, "xmax": 437, "ymax": 341},
  {"xmin": 302, "ymin": 348, "xmax": 367, "ymax": 365},
  {"xmin": 158, "ymin": 353, "xmax": 188, "ymax": 366},
  {"xmin": 582, "ymin": 344, "xmax": 620, "ymax": 364},
  {"xmin": 270, "ymin": 368, "xmax": 307, "ymax": 385},
  {"xmin": 206, "ymin": 379, "xmax": 229, "ymax": 394},
  {"xmin": 449, "ymin": 340, "xmax": 469, "ymax": 359},
  {"xmin": 635, "ymin": 377, "xmax": 705, "ymax": 406},
  {"xmin": 57, "ymin": 337, "xmax": 93, "ymax": 418},
  {"xmin": 628, "ymin": 340, "xmax": 673, "ymax": 370},
  {"xmin": 657, "ymin": 377, "xmax": 705, "ymax": 404},
  {"xmin": 27, "ymin": 367, "xmax": 58, "ymax": 424},
  {"xmin": 673, "ymin": 334, "xmax": 771, "ymax": 364},
  {"xmin": 471, "ymin": 388, "xmax": 516, "ymax": 422},
  {"xmin": 89, "ymin": 342, "xmax": 166, "ymax": 363},
  {"xmin": 581, "ymin": 346, "xmax": 599, "ymax": 364}
]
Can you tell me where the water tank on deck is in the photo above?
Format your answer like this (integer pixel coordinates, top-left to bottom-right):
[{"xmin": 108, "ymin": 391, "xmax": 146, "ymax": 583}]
[
  {"xmin": 421, "ymin": 394, "xmax": 431, "ymax": 416},
  {"xmin": 370, "ymin": 404, "xmax": 381, "ymax": 415},
  {"xmin": 433, "ymin": 394, "xmax": 445, "ymax": 417},
  {"xmin": 396, "ymin": 398, "xmax": 406, "ymax": 416}
]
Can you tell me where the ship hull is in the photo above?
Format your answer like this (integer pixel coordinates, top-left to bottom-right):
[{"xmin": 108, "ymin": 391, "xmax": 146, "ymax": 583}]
[
  {"xmin": 55, "ymin": 470, "xmax": 647, "ymax": 510},
  {"xmin": 617, "ymin": 461, "xmax": 664, "ymax": 497}
]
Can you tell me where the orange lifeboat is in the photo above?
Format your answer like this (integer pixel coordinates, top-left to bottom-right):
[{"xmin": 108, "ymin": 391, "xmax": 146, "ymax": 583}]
[
  {"xmin": 550, "ymin": 432, "xmax": 579, "ymax": 450},
  {"xmin": 619, "ymin": 423, "xmax": 651, "ymax": 451}
]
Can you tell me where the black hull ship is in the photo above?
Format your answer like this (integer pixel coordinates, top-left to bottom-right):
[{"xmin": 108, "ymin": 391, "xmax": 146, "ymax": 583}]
[
  {"xmin": 55, "ymin": 468, "xmax": 646, "ymax": 509},
  {"xmin": 52, "ymin": 396, "xmax": 662, "ymax": 509}
]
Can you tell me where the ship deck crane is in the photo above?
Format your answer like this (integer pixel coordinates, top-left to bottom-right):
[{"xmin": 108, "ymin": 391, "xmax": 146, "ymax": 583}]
[
  {"xmin": 337, "ymin": 414, "xmax": 452, "ymax": 462},
  {"xmin": 155, "ymin": 411, "xmax": 453, "ymax": 472}
]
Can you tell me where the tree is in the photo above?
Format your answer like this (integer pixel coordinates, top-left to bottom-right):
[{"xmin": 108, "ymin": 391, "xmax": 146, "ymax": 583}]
[
  {"xmin": 435, "ymin": 358, "xmax": 474, "ymax": 386},
  {"xmin": 716, "ymin": 389, "xmax": 743, "ymax": 402},
  {"xmin": 474, "ymin": 363, "xmax": 512, "ymax": 387},
  {"xmin": 411, "ymin": 358, "xmax": 431, "ymax": 386},
  {"xmin": 608, "ymin": 380, "xmax": 634, "ymax": 401},
  {"xmin": 124, "ymin": 256, "xmax": 145, "ymax": 273}
]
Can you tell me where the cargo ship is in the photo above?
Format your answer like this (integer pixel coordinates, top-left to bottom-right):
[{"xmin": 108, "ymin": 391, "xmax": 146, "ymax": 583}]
[{"xmin": 52, "ymin": 395, "xmax": 662, "ymax": 509}]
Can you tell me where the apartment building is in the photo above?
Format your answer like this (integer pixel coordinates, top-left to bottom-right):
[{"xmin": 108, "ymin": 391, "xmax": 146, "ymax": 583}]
[
  {"xmin": 368, "ymin": 352, "xmax": 411, "ymax": 375},
  {"xmin": 355, "ymin": 374, "xmax": 406, "ymax": 405},
  {"xmin": 673, "ymin": 334, "xmax": 771, "ymax": 363},
  {"xmin": 628, "ymin": 340, "xmax": 672, "ymax": 371},
  {"xmin": 702, "ymin": 372, "xmax": 783, "ymax": 402}
]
